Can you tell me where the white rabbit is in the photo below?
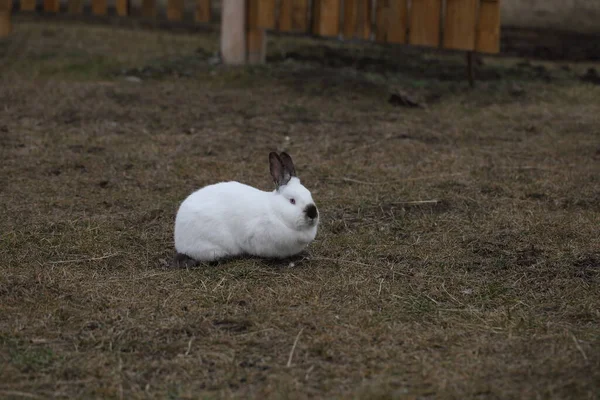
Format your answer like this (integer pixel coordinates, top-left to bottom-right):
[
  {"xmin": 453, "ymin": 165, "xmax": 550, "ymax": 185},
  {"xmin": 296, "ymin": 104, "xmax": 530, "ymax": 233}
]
[{"xmin": 173, "ymin": 152, "xmax": 319, "ymax": 263}]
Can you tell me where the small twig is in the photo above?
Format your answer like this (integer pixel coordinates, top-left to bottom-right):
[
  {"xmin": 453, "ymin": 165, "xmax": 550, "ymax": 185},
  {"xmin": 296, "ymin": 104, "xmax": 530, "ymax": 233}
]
[
  {"xmin": 286, "ymin": 328, "xmax": 304, "ymax": 368},
  {"xmin": 185, "ymin": 337, "xmax": 194, "ymax": 356},
  {"xmin": 441, "ymin": 283, "xmax": 464, "ymax": 306},
  {"xmin": 305, "ymin": 365, "xmax": 315, "ymax": 380},
  {"xmin": 423, "ymin": 294, "xmax": 439, "ymax": 305},
  {"xmin": 570, "ymin": 332, "xmax": 588, "ymax": 362},
  {"xmin": 212, "ymin": 277, "xmax": 226, "ymax": 292},
  {"xmin": 378, "ymin": 278, "xmax": 384, "ymax": 296},
  {"xmin": 393, "ymin": 200, "xmax": 440, "ymax": 206},
  {"xmin": 48, "ymin": 252, "xmax": 120, "ymax": 265}
]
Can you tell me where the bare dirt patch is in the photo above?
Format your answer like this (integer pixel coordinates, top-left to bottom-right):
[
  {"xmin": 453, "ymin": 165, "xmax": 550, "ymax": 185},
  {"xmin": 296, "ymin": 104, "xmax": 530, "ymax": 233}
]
[{"xmin": 1, "ymin": 20, "xmax": 599, "ymax": 399}]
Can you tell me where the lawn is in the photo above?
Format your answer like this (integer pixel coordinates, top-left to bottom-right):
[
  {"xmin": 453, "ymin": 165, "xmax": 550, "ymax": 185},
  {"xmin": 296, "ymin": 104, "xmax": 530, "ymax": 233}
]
[{"xmin": 1, "ymin": 18, "xmax": 599, "ymax": 399}]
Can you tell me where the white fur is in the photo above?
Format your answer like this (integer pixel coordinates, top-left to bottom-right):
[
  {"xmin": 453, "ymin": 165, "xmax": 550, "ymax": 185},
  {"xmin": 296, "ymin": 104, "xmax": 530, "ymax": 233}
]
[{"xmin": 174, "ymin": 177, "xmax": 319, "ymax": 261}]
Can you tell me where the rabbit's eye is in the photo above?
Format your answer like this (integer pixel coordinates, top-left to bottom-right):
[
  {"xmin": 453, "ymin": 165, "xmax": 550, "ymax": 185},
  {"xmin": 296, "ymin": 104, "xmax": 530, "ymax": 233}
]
[{"xmin": 290, "ymin": 198, "xmax": 296, "ymax": 205}]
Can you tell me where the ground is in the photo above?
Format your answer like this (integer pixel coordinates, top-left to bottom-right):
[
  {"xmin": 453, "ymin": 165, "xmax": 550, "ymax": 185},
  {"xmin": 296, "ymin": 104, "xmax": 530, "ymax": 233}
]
[{"xmin": 1, "ymin": 18, "xmax": 599, "ymax": 400}]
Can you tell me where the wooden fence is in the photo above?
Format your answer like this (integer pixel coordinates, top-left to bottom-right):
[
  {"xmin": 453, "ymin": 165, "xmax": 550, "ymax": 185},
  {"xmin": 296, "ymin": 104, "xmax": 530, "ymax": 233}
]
[
  {"xmin": 0, "ymin": 0, "xmax": 212, "ymax": 25},
  {"xmin": 233, "ymin": 0, "xmax": 501, "ymax": 64},
  {"xmin": 1, "ymin": 0, "xmax": 501, "ymax": 66}
]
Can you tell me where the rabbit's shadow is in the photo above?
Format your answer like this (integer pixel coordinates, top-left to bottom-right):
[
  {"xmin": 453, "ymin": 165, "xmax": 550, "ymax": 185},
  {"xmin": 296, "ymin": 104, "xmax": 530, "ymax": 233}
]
[{"xmin": 168, "ymin": 251, "xmax": 312, "ymax": 270}]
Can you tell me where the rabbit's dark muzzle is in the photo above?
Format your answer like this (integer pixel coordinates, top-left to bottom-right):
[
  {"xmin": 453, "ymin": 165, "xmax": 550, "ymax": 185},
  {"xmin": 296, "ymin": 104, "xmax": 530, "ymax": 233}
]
[{"xmin": 305, "ymin": 204, "xmax": 318, "ymax": 220}]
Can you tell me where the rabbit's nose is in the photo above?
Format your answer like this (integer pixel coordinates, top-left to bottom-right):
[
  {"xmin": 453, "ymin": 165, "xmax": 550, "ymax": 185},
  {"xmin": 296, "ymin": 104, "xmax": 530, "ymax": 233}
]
[{"xmin": 305, "ymin": 204, "xmax": 318, "ymax": 219}]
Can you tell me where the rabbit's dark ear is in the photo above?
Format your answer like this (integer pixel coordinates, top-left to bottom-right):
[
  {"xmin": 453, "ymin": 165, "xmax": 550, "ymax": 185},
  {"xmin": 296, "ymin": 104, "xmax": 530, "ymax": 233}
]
[
  {"xmin": 269, "ymin": 152, "xmax": 291, "ymax": 188},
  {"xmin": 279, "ymin": 152, "xmax": 297, "ymax": 177}
]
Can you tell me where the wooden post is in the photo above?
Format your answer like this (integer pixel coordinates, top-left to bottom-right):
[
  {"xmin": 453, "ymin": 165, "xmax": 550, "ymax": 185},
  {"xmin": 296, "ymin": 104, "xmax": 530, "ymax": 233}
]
[
  {"xmin": 221, "ymin": 0, "xmax": 247, "ymax": 64},
  {"xmin": 467, "ymin": 51, "xmax": 475, "ymax": 87}
]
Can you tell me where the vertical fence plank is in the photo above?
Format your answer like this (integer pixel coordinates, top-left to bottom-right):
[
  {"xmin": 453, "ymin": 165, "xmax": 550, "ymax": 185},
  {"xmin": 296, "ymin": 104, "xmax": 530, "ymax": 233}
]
[
  {"xmin": 409, "ymin": 0, "xmax": 441, "ymax": 47},
  {"xmin": 247, "ymin": 0, "xmax": 266, "ymax": 63},
  {"xmin": 21, "ymin": 0, "xmax": 36, "ymax": 11},
  {"xmin": 476, "ymin": 0, "xmax": 500, "ymax": 53},
  {"xmin": 279, "ymin": 0, "xmax": 293, "ymax": 31},
  {"xmin": 167, "ymin": 0, "xmax": 184, "ymax": 20},
  {"xmin": 343, "ymin": 0, "xmax": 358, "ymax": 38},
  {"xmin": 375, "ymin": 0, "xmax": 386, "ymax": 42},
  {"xmin": 0, "ymin": 0, "xmax": 11, "ymax": 38},
  {"xmin": 44, "ymin": 0, "xmax": 60, "ymax": 12},
  {"xmin": 68, "ymin": 0, "xmax": 83, "ymax": 14},
  {"xmin": 375, "ymin": 0, "xmax": 407, "ymax": 43},
  {"xmin": 116, "ymin": 0, "xmax": 128, "ymax": 16},
  {"xmin": 312, "ymin": 0, "xmax": 341, "ymax": 37},
  {"xmin": 142, "ymin": 0, "xmax": 157, "ymax": 18},
  {"xmin": 221, "ymin": 0, "xmax": 246, "ymax": 64},
  {"xmin": 0, "ymin": 13, "xmax": 9, "ymax": 38},
  {"xmin": 386, "ymin": 0, "xmax": 407, "ymax": 43},
  {"xmin": 277, "ymin": 0, "xmax": 308, "ymax": 32},
  {"xmin": 443, "ymin": 0, "xmax": 478, "ymax": 51},
  {"xmin": 257, "ymin": 0, "xmax": 275, "ymax": 29},
  {"xmin": 343, "ymin": 0, "xmax": 370, "ymax": 40},
  {"xmin": 291, "ymin": 0, "xmax": 308, "ymax": 31},
  {"xmin": 280, "ymin": 0, "xmax": 309, "ymax": 32},
  {"xmin": 195, "ymin": 0, "xmax": 211, "ymax": 22},
  {"xmin": 92, "ymin": 0, "xmax": 107, "ymax": 15}
]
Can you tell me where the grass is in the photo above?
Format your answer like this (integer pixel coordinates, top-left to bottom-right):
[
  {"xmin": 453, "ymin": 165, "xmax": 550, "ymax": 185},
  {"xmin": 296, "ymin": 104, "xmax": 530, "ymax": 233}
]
[{"xmin": 1, "ymin": 19, "xmax": 599, "ymax": 399}]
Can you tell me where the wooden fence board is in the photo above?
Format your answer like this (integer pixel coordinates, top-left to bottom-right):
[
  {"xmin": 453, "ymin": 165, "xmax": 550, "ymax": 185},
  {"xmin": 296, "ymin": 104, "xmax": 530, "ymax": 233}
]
[
  {"xmin": 142, "ymin": 0, "xmax": 157, "ymax": 18},
  {"xmin": 443, "ymin": 0, "xmax": 478, "ymax": 50},
  {"xmin": 195, "ymin": 0, "xmax": 211, "ymax": 22},
  {"xmin": 476, "ymin": 0, "xmax": 500, "ymax": 53},
  {"xmin": 0, "ymin": 0, "xmax": 11, "ymax": 38},
  {"xmin": 257, "ymin": 0, "xmax": 275, "ymax": 29},
  {"xmin": 20, "ymin": 0, "xmax": 36, "ymax": 11},
  {"xmin": 278, "ymin": 0, "xmax": 309, "ymax": 32},
  {"xmin": 0, "ymin": 12, "xmax": 10, "ymax": 38},
  {"xmin": 116, "ymin": 0, "xmax": 128, "ymax": 16},
  {"xmin": 375, "ymin": 0, "xmax": 407, "ymax": 44},
  {"xmin": 247, "ymin": 0, "xmax": 266, "ymax": 63},
  {"xmin": 92, "ymin": 0, "xmax": 107, "ymax": 15},
  {"xmin": 44, "ymin": 0, "xmax": 60, "ymax": 12},
  {"xmin": 374, "ymin": 0, "xmax": 386, "ymax": 42},
  {"xmin": 409, "ymin": 0, "xmax": 441, "ymax": 47},
  {"xmin": 68, "ymin": 0, "xmax": 83, "ymax": 14},
  {"xmin": 278, "ymin": 0, "xmax": 293, "ymax": 31},
  {"xmin": 343, "ymin": 0, "xmax": 371, "ymax": 40},
  {"xmin": 312, "ymin": 0, "xmax": 341, "ymax": 37},
  {"xmin": 291, "ymin": 0, "xmax": 308, "ymax": 31},
  {"xmin": 167, "ymin": 0, "xmax": 184, "ymax": 20}
]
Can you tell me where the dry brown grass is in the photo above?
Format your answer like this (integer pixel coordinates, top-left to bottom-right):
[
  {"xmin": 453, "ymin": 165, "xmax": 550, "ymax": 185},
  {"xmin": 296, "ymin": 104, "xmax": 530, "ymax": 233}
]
[{"xmin": 1, "ymin": 19, "xmax": 599, "ymax": 400}]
